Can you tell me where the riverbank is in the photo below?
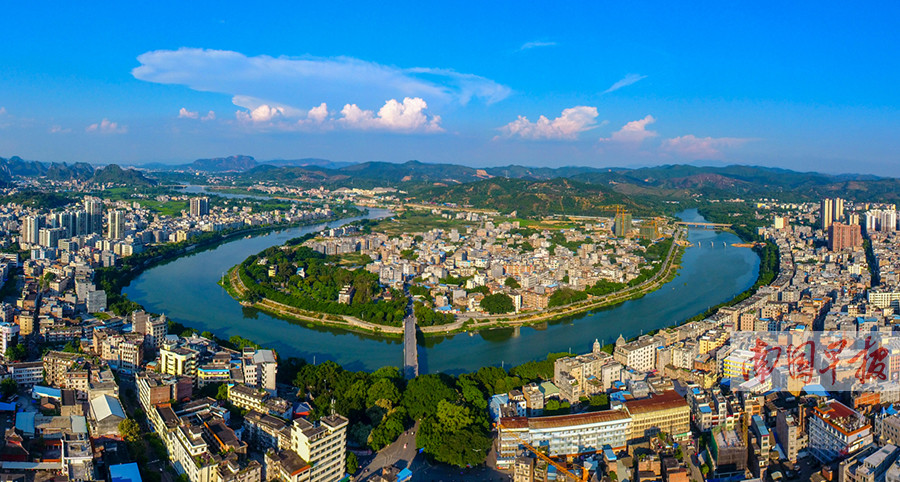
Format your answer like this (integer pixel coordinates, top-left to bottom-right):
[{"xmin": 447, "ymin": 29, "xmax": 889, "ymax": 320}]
[
  {"xmin": 99, "ymin": 210, "xmax": 362, "ymax": 315},
  {"xmin": 678, "ymin": 205, "xmax": 780, "ymax": 324},
  {"xmin": 222, "ymin": 228, "xmax": 687, "ymax": 337}
]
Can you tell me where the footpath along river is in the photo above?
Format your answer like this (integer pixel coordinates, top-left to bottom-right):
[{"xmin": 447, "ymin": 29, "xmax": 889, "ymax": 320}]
[{"xmin": 124, "ymin": 199, "xmax": 758, "ymax": 373}]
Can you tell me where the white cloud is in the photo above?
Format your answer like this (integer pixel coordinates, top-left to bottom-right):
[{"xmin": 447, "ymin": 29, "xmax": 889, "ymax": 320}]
[
  {"xmin": 498, "ymin": 106, "xmax": 599, "ymax": 140},
  {"xmin": 306, "ymin": 103, "xmax": 328, "ymax": 123},
  {"xmin": 0, "ymin": 107, "xmax": 6, "ymax": 116},
  {"xmin": 662, "ymin": 134, "xmax": 749, "ymax": 159},
  {"xmin": 236, "ymin": 104, "xmax": 286, "ymax": 123},
  {"xmin": 518, "ymin": 40, "xmax": 557, "ymax": 51},
  {"xmin": 339, "ymin": 97, "xmax": 442, "ymax": 133},
  {"xmin": 202, "ymin": 111, "xmax": 216, "ymax": 121},
  {"xmin": 178, "ymin": 108, "xmax": 199, "ymax": 119},
  {"xmin": 86, "ymin": 119, "xmax": 127, "ymax": 134},
  {"xmin": 600, "ymin": 115, "xmax": 657, "ymax": 143},
  {"xmin": 602, "ymin": 73, "xmax": 648, "ymax": 94},
  {"xmin": 132, "ymin": 48, "xmax": 510, "ymax": 122},
  {"xmin": 49, "ymin": 125, "xmax": 72, "ymax": 134},
  {"xmin": 233, "ymin": 97, "xmax": 441, "ymax": 133}
]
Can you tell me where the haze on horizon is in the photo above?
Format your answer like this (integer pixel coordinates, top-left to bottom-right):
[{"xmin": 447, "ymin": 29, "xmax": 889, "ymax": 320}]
[{"xmin": 0, "ymin": 2, "xmax": 898, "ymax": 176}]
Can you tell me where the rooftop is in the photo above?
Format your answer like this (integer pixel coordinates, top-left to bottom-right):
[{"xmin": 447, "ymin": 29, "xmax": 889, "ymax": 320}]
[
  {"xmin": 501, "ymin": 409, "xmax": 631, "ymax": 430},
  {"xmin": 623, "ymin": 391, "xmax": 689, "ymax": 415}
]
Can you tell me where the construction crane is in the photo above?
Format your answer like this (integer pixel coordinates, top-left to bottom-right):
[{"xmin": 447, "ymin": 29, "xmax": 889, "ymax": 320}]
[
  {"xmin": 496, "ymin": 423, "xmax": 590, "ymax": 481},
  {"xmin": 597, "ymin": 204, "xmax": 631, "ymax": 238}
]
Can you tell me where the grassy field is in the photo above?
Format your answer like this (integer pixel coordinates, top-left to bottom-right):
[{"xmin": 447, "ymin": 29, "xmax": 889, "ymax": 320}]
[
  {"xmin": 330, "ymin": 252, "xmax": 373, "ymax": 267},
  {"xmin": 370, "ymin": 210, "xmax": 474, "ymax": 236},
  {"xmin": 507, "ymin": 217, "xmax": 581, "ymax": 230},
  {"xmin": 136, "ymin": 199, "xmax": 188, "ymax": 216}
]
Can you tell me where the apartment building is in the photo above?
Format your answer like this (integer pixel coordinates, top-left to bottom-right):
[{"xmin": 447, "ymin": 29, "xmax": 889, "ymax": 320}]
[
  {"xmin": 497, "ymin": 410, "xmax": 631, "ymax": 469},
  {"xmin": 623, "ymin": 391, "xmax": 691, "ymax": 443},
  {"xmin": 808, "ymin": 400, "xmax": 873, "ymax": 463},
  {"xmin": 159, "ymin": 344, "xmax": 199, "ymax": 380}
]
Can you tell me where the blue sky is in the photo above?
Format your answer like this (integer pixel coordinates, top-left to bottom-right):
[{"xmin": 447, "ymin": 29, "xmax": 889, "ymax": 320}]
[{"xmin": 1, "ymin": 2, "xmax": 898, "ymax": 174}]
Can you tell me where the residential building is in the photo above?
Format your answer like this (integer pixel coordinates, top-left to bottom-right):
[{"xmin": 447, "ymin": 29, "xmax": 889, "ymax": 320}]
[
  {"xmin": 710, "ymin": 429, "xmax": 747, "ymax": 476},
  {"xmin": 829, "ymin": 222, "xmax": 862, "ymax": 251},
  {"xmin": 622, "ymin": 391, "xmax": 691, "ymax": 443},
  {"xmin": 809, "ymin": 400, "xmax": 873, "ymax": 464},
  {"xmin": 0, "ymin": 321, "xmax": 19, "ymax": 354},
  {"xmin": 290, "ymin": 414, "xmax": 348, "ymax": 482},
  {"xmin": 242, "ymin": 348, "xmax": 278, "ymax": 393},
  {"xmin": 497, "ymin": 410, "xmax": 631, "ymax": 469},
  {"xmin": 839, "ymin": 444, "xmax": 900, "ymax": 482},
  {"xmin": 190, "ymin": 197, "xmax": 210, "ymax": 217},
  {"xmin": 159, "ymin": 344, "xmax": 199, "ymax": 380}
]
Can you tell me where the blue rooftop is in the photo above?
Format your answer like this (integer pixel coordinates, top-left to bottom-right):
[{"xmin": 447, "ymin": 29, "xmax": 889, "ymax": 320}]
[
  {"xmin": 110, "ymin": 463, "xmax": 142, "ymax": 482},
  {"xmin": 699, "ymin": 405, "xmax": 712, "ymax": 414},
  {"xmin": 397, "ymin": 468, "xmax": 412, "ymax": 482},
  {"xmin": 752, "ymin": 415, "xmax": 769, "ymax": 436},
  {"xmin": 32, "ymin": 385, "xmax": 62, "ymax": 399},
  {"xmin": 804, "ymin": 383, "xmax": 830, "ymax": 397}
]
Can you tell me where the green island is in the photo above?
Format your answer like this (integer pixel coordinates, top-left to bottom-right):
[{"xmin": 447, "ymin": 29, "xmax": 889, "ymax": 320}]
[
  {"xmin": 97, "ymin": 205, "xmax": 364, "ymax": 315},
  {"xmin": 221, "ymin": 207, "xmax": 689, "ymax": 336}
]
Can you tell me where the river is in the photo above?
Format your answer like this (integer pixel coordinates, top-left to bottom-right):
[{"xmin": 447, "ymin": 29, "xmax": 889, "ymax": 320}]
[{"xmin": 124, "ymin": 196, "xmax": 758, "ymax": 374}]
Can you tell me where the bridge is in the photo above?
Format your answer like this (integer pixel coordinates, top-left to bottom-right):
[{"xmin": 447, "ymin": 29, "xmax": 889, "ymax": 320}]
[
  {"xmin": 674, "ymin": 221, "xmax": 732, "ymax": 229},
  {"xmin": 403, "ymin": 314, "xmax": 419, "ymax": 379}
]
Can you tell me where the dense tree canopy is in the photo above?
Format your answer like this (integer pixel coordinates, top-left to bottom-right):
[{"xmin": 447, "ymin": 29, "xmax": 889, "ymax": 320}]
[{"xmin": 480, "ymin": 293, "xmax": 514, "ymax": 314}]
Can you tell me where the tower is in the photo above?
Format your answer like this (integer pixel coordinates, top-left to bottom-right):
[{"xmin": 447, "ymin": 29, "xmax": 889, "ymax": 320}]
[
  {"xmin": 107, "ymin": 210, "xmax": 125, "ymax": 239},
  {"xmin": 84, "ymin": 197, "xmax": 103, "ymax": 234},
  {"xmin": 820, "ymin": 199, "xmax": 833, "ymax": 230},
  {"xmin": 189, "ymin": 197, "xmax": 209, "ymax": 217}
]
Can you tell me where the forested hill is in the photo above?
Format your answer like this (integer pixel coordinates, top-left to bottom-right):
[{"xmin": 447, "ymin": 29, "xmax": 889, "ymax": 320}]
[{"xmin": 416, "ymin": 177, "xmax": 650, "ymax": 217}]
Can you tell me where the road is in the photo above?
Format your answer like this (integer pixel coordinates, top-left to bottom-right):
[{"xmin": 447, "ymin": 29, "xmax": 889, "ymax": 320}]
[
  {"xmin": 357, "ymin": 422, "xmax": 510, "ymax": 481},
  {"xmin": 403, "ymin": 313, "xmax": 418, "ymax": 379},
  {"xmin": 683, "ymin": 445, "xmax": 705, "ymax": 482},
  {"xmin": 358, "ymin": 423, "xmax": 419, "ymax": 480}
]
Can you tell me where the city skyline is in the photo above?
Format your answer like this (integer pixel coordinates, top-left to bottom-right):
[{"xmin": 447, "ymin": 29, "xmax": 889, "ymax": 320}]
[{"xmin": 1, "ymin": 2, "xmax": 898, "ymax": 175}]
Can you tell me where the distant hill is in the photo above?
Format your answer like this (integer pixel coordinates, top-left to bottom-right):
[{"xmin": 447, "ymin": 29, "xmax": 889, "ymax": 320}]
[
  {"xmin": 416, "ymin": 177, "xmax": 648, "ymax": 217},
  {"xmin": 0, "ymin": 156, "xmax": 94, "ymax": 184},
  {"xmin": 189, "ymin": 155, "xmax": 258, "ymax": 172},
  {"xmin": 261, "ymin": 158, "xmax": 354, "ymax": 169},
  {"xmin": 91, "ymin": 164, "xmax": 156, "ymax": 186}
]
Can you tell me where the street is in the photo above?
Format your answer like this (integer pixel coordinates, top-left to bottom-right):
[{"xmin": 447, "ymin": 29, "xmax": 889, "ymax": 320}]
[{"xmin": 357, "ymin": 422, "xmax": 511, "ymax": 481}]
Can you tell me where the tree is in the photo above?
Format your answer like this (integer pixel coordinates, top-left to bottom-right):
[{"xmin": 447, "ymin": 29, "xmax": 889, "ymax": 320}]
[
  {"xmin": 62, "ymin": 341, "xmax": 81, "ymax": 353},
  {"xmin": 435, "ymin": 400, "xmax": 473, "ymax": 433},
  {"xmin": 119, "ymin": 418, "xmax": 141, "ymax": 443},
  {"xmin": 368, "ymin": 408, "xmax": 407, "ymax": 450},
  {"xmin": 548, "ymin": 287, "xmax": 588, "ymax": 308},
  {"xmin": 701, "ymin": 463, "xmax": 710, "ymax": 476},
  {"xmin": 401, "ymin": 374, "xmax": 456, "ymax": 420},
  {"xmin": 366, "ymin": 378, "xmax": 401, "ymax": 409},
  {"xmin": 480, "ymin": 293, "xmax": 515, "ymax": 314},
  {"xmin": 504, "ymin": 277, "xmax": 520, "ymax": 289},
  {"xmin": 5, "ymin": 344, "xmax": 26, "ymax": 361},
  {"xmin": 346, "ymin": 451, "xmax": 359, "ymax": 474},
  {"xmin": 0, "ymin": 378, "xmax": 17, "ymax": 397}
]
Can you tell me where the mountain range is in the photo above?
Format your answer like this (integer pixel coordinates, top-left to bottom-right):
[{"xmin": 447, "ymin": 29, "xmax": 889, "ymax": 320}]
[
  {"xmin": 4, "ymin": 153, "xmax": 900, "ymax": 214},
  {"xmin": 0, "ymin": 156, "xmax": 155, "ymax": 186}
]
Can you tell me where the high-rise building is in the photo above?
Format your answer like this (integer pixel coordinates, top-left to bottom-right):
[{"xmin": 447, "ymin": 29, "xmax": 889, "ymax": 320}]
[
  {"xmin": 21, "ymin": 215, "xmax": 43, "ymax": 246},
  {"xmin": 828, "ymin": 222, "xmax": 862, "ymax": 251},
  {"xmin": 84, "ymin": 197, "xmax": 103, "ymax": 234},
  {"xmin": 107, "ymin": 210, "xmax": 125, "ymax": 239},
  {"xmin": 809, "ymin": 400, "xmax": 872, "ymax": 463},
  {"xmin": 821, "ymin": 199, "xmax": 834, "ymax": 230},
  {"xmin": 820, "ymin": 197, "xmax": 845, "ymax": 230},
  {"xmin": 38, "ymin": 227, "xmax": 65, "ymax": 248},
  {"xmin": 615, "ymin": 211, "xmax": 632, "ymax": 237},
  {"xmin": 74, "ymin": 210, "xmax": 88, "ymax": 236},
  {"xmin": 189, "ymin": 197, "xmax": 209, "ymax": 217}
]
